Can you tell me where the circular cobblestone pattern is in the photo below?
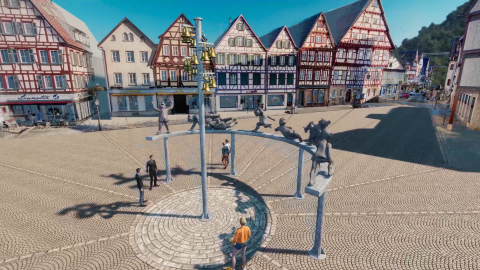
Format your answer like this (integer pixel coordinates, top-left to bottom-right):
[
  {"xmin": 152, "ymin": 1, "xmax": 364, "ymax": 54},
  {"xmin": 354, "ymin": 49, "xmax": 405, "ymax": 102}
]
[{"xmin": 129, "ymin": 187, "xmax": 271, "ymax": 269}]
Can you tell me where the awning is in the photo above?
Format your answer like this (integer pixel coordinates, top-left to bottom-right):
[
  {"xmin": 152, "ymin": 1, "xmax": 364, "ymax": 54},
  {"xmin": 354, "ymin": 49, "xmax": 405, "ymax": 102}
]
[{"xmin": 0, "ymin": 100, "xmax": 73, "ymax": 105}]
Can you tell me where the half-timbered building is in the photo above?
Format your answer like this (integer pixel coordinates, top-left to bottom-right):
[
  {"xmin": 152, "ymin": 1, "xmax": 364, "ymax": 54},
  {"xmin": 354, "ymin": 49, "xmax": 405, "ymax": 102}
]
[
  {"xmin": 98, "ymin": 18, "xmax": 157, "ymax": 117},
  {"xmin": 325, "ymin": 0, "xmax": 394, "ymax": 103},
  {"xmin": 214, "ymin": 15, "xmax": 267, "ymax": 112},
  {"xmin": 288, "ymin": 12, "xmax": 335, "ymax": 106},
  {"xmin": 398, "ymin": 50, "xmax": 423, "ymax": 91},
  {"xmin": 259, "ymin": 26, "xmax": 297, "ymax": 109},
  {"xmin": 151, "ymin": 13, "xmax": 212, "ymax": 114},
  {"xmin": 0, "ymin": 0, "xmax": 104, "ymax": 125}
]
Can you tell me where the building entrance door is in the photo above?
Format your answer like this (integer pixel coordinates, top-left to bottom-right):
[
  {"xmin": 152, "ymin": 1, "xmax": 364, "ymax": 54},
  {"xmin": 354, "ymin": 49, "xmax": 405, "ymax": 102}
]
[
  {"xmin": 346, "ymin": 89, "xmax": 352, "ymax": 103},
  {"xmin": 173, "ymin": 95, "xmax": 187, "ymax": 114}
]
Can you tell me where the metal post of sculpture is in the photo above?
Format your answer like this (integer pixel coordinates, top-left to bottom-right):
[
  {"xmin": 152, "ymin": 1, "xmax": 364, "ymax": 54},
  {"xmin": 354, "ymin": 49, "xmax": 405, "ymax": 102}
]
[
  {"xmin": 164, "ymin": 137, "xmax": 173, "ymax": 182},
  {"xmin": 230, "ymin": 133, "xmax": 237, "ymax": 175},
  {"xmin": 195, "ymin": 17, "xmax": 211, "ymax": 221},
  {"xmin": 294, "ymin": 148, "xmax": 304, "ymax": 199},
  {"xmin": 309, "ymin": 192, "xmax": 326, "ymax": 259}
]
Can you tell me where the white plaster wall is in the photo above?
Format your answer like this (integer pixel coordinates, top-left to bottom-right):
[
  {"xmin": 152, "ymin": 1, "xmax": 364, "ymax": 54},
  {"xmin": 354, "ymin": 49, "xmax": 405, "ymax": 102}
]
[
  {"xmin": 464, "ymin": 20, "xmax": 480, "ymax": 51},
  {"xmin": 460, "ymin": 58, "xmax": 480, "ymax": 87}
]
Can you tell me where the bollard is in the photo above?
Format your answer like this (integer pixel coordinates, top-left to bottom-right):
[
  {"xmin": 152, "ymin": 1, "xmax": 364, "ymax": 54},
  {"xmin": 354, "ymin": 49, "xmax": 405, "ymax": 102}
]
[{"xmin": 230, "ymin": 133, "xmax": 237, "ymax": 175}]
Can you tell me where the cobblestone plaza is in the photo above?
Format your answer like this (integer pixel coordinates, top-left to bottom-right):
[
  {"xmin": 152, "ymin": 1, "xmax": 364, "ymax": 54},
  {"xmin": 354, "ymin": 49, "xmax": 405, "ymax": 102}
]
[{"xmin": 1, "ymin": 106, "xmax": 480, "ymax": 270}]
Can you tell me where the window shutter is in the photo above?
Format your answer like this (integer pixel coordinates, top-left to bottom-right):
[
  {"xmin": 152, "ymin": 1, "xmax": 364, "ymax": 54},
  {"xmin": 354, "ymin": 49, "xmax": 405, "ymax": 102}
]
[
  {"xmin": 260, "ymin": 54, "xmax": 264, "ymax": 66},
  {"xmin": 276, "ymin": 56, "xmax": 280, "ymax": 66},
  {"xmin": 0, "ymin": 23, "xmax": 3, "ymax": 34},
  {"xmin": 226, "ymin": 54, "xmax": 230, "ymax": 65},
  {"xmin": 13, "ymin": 74, "xmax": 20, "ymax": 89},
  {"xmin": 15, "ymin": 22, "xmax": 23, "ymax": 35},
  {"xmin": 248, "ymin": 39, "xmax": 252, "ymax": 47},
  {"xmin": 248, "ymin": 55, "xmax": 253, "ymax": 66},
  {"xmin": 36, "ymin": 75, "xmax": 44, "ymax": 89},
  {"xmin": 32, "ymin": 23, "xmax": 38, "ymax": 35},
  {"xmin": 244, "ymin": 38, "xmax": 247, "ymax": 47},
  {"xmin": 62, "ymin": 75, "xmax": 67, "ymax": 89},
  {"xmin": 286, "ymin": 41, "xmax": 290, "ymax": 48},
  {"xmin": 268, "ymin": 56, "xmax": 272, "ymax": 66},
  {"xmin": 58, "ymin": 49, "xmax": 63, "ymax": 64},
  {"xmin": 28, "ymin": 49, "xmax": 35, "ymax": 63},
  {"xmin": 235, "ymin": 37, "xmax": 239, "ymax": 46}
]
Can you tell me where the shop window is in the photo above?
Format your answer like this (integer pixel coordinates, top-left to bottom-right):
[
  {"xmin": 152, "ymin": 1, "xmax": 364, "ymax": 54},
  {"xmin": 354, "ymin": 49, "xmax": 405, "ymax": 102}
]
[
  {"xmin": 128, "ymin": 96, "xmax": 138, "ymax": 110},
  {"xmin": 220, "ymin": 96, "xmax": 238, "ymax": 108},
  {"xmin": 267, "ymin": 95, "xmax": 285, "ymax": 106},
  {"xmin": 117, "ymin": 96, "xmax": 127, "ymax": 111},
  {"xmin": 145, "ymin": 95, "xmax": 154, "ymax": 111}
]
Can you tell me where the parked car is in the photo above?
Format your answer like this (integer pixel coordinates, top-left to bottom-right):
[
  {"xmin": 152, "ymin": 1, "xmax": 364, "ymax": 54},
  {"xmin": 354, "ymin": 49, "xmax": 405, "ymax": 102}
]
[
  {"xmin": 408, "ymin": 91, "xmax": 415, "ymax": 96},
  {"xmin": 402, "ymin": 92, "xmax": 409, "ymax": 98}
]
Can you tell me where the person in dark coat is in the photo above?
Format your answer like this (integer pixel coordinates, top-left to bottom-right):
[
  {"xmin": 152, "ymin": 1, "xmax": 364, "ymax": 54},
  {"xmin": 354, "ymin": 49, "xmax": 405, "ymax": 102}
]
[
  {"xmin": 146, "ymin": 155, "xmax": 158, "ymax": 190},
  {"xmin": 135, "ymin": 168, "xmax": 148, "ymax": 207}
]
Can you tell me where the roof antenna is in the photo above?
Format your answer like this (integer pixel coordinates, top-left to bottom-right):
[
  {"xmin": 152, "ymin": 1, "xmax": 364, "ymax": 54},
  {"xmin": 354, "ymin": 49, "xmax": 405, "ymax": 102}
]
[{"xmin": 229, "ymin": 18, "xmax": 232, "ymax": 25}]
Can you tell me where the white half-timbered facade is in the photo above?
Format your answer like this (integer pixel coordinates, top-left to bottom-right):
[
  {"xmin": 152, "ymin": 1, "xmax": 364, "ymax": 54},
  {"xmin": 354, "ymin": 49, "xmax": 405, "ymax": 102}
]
[
  {"xmin": 326, "ymin": 0, "xmax": 394, "ymax": 103},
  {"xmin": 259, "ymin": 26, "xmax": 297, "ymax": 109},
  {"xmin": 0, "ymin": 0, "xmax": 101, "ymax": 125},
  {"xmin": 214, "ymin": 15, "xmax": 267, "ymax": 112},
  {"xmin": 289, "ymin": 12, "xmax": 335, "ymax": 106}
]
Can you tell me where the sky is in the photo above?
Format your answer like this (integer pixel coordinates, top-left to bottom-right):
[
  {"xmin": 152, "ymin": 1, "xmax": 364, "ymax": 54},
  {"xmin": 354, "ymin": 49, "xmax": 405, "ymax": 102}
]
[{"xmin": 54, "ymin": 0, "xmax": 467, "ymax": 47}]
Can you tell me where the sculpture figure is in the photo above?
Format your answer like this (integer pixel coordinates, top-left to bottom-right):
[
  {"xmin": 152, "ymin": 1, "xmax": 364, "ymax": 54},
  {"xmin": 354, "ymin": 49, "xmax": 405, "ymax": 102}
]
[
  {"xmin": 206, "ymin": 117, "xmax": 237, "ymax": 130},
  {"xmin": 274, "ymin": 117, "xmax": 302, "ymax": 142},
  {"xmin": 152, "ymin": 102, "xmax": 173, "ymax": 134},
  {"xmin": 308, "ymin": 119, "xmax": 334, "ymax": 186},
  {"xmin": 252, "ymin": 107, "xmax": 275, "ymax": 132},
  {"xmin": 304, "ymin": 121, "xmax": 322, "ymax": 145}
]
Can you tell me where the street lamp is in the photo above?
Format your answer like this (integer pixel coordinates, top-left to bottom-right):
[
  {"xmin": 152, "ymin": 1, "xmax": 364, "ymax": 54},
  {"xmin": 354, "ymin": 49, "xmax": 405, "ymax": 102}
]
[
  {"xmin": 181, "ymin": 18, "xmax": 216, "ymax": 221},
  {"xmin": 94, "ymin": 99, "xmax": 102, "ymax": 131}
]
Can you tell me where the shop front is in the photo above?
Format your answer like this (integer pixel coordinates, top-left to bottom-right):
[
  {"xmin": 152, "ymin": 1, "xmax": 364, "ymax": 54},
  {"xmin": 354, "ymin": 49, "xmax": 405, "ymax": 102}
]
[
  {"xmin": 0, "ymin": 93, "xmax": 93, "ymax": 125},
  {"xmin": 305, "ymin": 89, "xmax": 325, "ymax": 106}
]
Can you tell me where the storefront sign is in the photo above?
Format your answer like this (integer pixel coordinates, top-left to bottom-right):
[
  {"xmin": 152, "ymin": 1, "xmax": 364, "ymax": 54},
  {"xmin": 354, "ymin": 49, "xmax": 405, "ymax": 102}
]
[{"xmin": 17, "ymin": 94, "xmax": 60, "ymax": 101}]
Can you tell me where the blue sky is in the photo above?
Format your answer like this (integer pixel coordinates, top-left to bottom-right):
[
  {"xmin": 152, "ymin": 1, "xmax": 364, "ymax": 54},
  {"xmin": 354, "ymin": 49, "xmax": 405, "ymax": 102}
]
[{"xmin": 55, "ymin": 0, "xmax": 467, "ymax": 47}]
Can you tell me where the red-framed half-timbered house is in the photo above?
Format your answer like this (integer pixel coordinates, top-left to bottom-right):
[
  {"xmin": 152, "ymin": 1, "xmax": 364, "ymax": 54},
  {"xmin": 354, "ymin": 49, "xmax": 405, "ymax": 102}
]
[
  {"xmin": 151, "ymin": 13, "xmax": 213, "ymax": 114},
  {"xmin": 0, "ymin": 0, "xmax": 100, "ymax": 125},
  {"xmin": 325, "ymin": 0, "xmax": 394, "ymax": 103},
  {"xmin": 288, "ymin": 12, "xmax": 335, "ymax": 107},
  {"xmin": 259, "ymin": 25, "xmax": 298, "ymax": 110},
  {"xmin": 213, "ymin": 15, "xmax": 267, "ymax": 112}
]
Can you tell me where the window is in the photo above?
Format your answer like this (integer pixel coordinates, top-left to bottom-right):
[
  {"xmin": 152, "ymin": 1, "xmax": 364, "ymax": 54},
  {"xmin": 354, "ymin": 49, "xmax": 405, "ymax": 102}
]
[
  {"xmin": 348, "ymin": 50, "xmax": 353, "ymax": 59},
  {"xmin": 1, "ymin": 49, "xmax": 9, "ymax": 63},
  {"xmin": 238, "ymin": 37, "xmax": 245, "ymax": 47},
  {"xmin": 287, "ymin": 74, "xmax": 294, "ymax": 85},
  {"xmin": 362, "ymin": 34, "xmax": 367, "ymax": 40},
  {"xmin": 140, "ymin": 36, "xmax": 145, "ymax": 42},
  {"xmin": 373, "ymin": 19, "xmax": 378, "ymax": 25},
  {"xmin": 316, "ymin": 36, "xmax": 321, "ymax": 43},
  {"xmin": 50, "ymin": 50, "xmax": 60, "ymax": 64},
  {"xmin": 338, "ymin": 49, "xmax": 344, "ymax": 58},
  {"xmin": 253, "ymin": 73, "xmax": 261, "ymax": 85},
  {"xmin": 3, "ymin": 22, "xmax": 15, "ymax": 35},
  {"xmin": 317, "ymin": 52, "xmax": 322, "ymax": 62},
  {"xmin": 6, "ymin": 75, "xmax": 19, "ymax": 89},
  {"xmin": 279, "ymin": 56, "xmax": 286, "ymax": 66},
  {"xmin": 126, "ymin": 51, "xmax": 134, "ymax": 62},
  {"xmin": 322, "ymin": 71, "xmax": 327, "ymax": 80},
  {"xmin": 301, "ymin": 51, "xmax": 307, "ymax": 61},
  {"xmin": 309, "ymin": 51, "xmax": 315, "ymax": 61},
  {"xmin": 267, "ymin": 95, "xmax": 285, "ymax": 106},
  {"xmin": 236, "ymin": 23, "xmax": 245, "ymax": 31},
  {"xmin": 163, "ymin": 45, "xmax": 169, "ymax": 55},
  {"xmin": 189, "ymin": 48, "xmax": 194, "ymax": 56},
  {"xmin": 70, "ymin": 53, "xmax": 76, "ymax": 66},
  {"xmin": 246, "ymin": 39, "xmax": 253, "ymax": 47},
  {"xmin": 270, "ymin": 73, "xmax": 277, "ymax": 85},
  {"xmin": 307, "ymin": 70, "xmax": 312, "ymax": 80},
  {"xmin": 129, "ymin": 33, "xmax": 134, "ymax": 41},
  {"xmin": 240, "ymin": 54, "xmax": 248, "ymax": 65},
  {"xmin": 114, "ymin": 73, "xmax": 122, "ymax": 85},
  {"xmin": 276, "ymin": 41, "xmax": 282, "ymax": 48},
  {"xmin": 217, "ymin": 54, "xmax": 225, "ymax": 65},
  {"xmin": 358, "ymin": 49, "xmax": 364, "ymax": 60},
  {"xmin": 123, "ymin": 33, "xmax": 128, "ymax": 41},
  {"xmin": 241, "ymin": 73, "xmax": 248, "ymax": 85},
  {"xmin": 270, "ymin": 55, "xmax": 276, "ymax": 65},
  {"xmin": 228, "ymin": 38, "xmax": 235, "ymax": 46},
  {"xmin": 315, "ymin": 71, "xmax": 320, "ymax": 80},
  {"xmin": 170, "ymin": 70, "xmax": 176, "ymax": 81},
  {"xmin": 353, "ymin": 33, "xmax": 358, "ymax": 39},
  {"xmin": 310, "ymin": 36, "xmax": 314, "ymax": 43},
  {"xmin": 161, "ymin": 70, "xmax": 167, "ymax": 81},
  {"xmin": 300, "ymin": 70, "xmax": 305, "ymax": 80},
  {"xmin": 284, "ymin": 41, "xmax": 290, "ymax": 48},
  {"xmin": 141, "ymin": 52, "xmax": 148, "ymax": 62},
  {"xmin": 288, "ymin": 56, "xmax": 294, "ymax": 66},
  {"xmin": 365, "ymin": 49, "xmax": 372, "ymax": 60},
  {"xmin": 278, "ymin": 73, "xmax": 285, "ymax": 85},
  {"xmin": 182, "ymin": 71, "xmax": 188, "ymax": 81},
  {"xmin": 181, "ymin": 46, "xmax": 187, "ymax": 56},
  {"xmin": 172, "ymin": 46, "xmax": 178, "ymax": 56},
  {"xmin": 365, "ymin": 17, "xmax": 370, "ymax": 23},
  {"xmin": 19, "ymin": 49, "xmax": 34, "ymax": 63},
  {"xmin": 5, "ymin": 0, "xmax": 20, "ymax": 8},
  {"xmin": 334, "ymin": 71, "xmax": 339, "ymax": 80},
  {"xmin": 111, "ymin": 35, "xmax": 116, "ymax": 41},
  {"xmin": 44, "ymin": 76, "xmax": 53, "ymax": 89},
  {"xmin": 24, "ymin": 23, "xmax": 37, "ymax": 36},
  {"xmin": 6, "ymin": 49, "xmax": 19, "ymax": 63},
  {"xmin": 55, "ymin": 75, "xmax": 66, "ymax": 89},
  {"xmin": 112, "ymin": 51, "xmax": 120, "ymax": 62},
  {"xmin": 128, "ymin": 73, "xmax": 136, "ymax": 85},
  {"xmin": 254, "ymin": 55, "xmax": 260, "ymax": 65},
  {"xmin": 229, "ymin": 73, "xmax": 237, "ymax": 85},
  {"xmin": 342, "ymin": 71, "xmax": 346, "ymax": 80},
  {"xmin": 325, "ymin": 52, "xmax": 330, "ymax": 62},
  {"xmin": 220, "ymin": 96, "xmax": 238, "ymax": 108},
  {"xmin": 218, "ymin": 73, "xmax": 226, "ymax": 85}
]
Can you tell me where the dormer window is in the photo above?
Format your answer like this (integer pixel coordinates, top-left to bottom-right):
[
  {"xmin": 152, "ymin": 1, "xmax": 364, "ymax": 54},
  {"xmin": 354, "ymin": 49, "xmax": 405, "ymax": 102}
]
[
  {"xmin": 123, "ymin": 33, "xmax": 128, "ymax": 41},
  {"xmin": 140, "ymin": 36, "xmax": 145, "ymax": 42},
  {"xmin": 129, "ymin": 33, "xmax": 134, "ymax": 41},
  {"xmin": 111, "ymin": 35, "xmax": 116, "ymax": 41}
]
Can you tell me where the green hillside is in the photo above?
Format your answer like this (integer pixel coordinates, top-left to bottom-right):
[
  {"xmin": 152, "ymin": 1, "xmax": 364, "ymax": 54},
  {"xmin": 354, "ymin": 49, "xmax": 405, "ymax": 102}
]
[{"xmin": 393, "ymin": 0, "xmax": 474, "ymax": 88}]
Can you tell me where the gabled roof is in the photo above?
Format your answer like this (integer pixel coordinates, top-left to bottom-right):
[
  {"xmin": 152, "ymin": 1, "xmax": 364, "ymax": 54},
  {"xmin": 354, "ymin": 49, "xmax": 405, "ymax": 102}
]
[
  {"xmin": 467, "ymin": 0, "xmax": 480, "ymax": 15},
  {"xmin": 213, "ymin": 14, "xmax": 267, "ymax": 51},
  {"xmin": 287, "ymin": 12, "xmax": 321, "ymax": 48},
  {"xmin": 325, "ymin": 0, "xmax": 371, "ymax": 45},
  {"xmin": 97, "ymin": 17, "xmax": 156, "ymax": 48},
  {"xmin": 259, "ymin": 26, "xmax": 298, "ymax": 50},
  {"xmin": 30, "ymin": 0, "xmax": 86, "ymax": 50}
]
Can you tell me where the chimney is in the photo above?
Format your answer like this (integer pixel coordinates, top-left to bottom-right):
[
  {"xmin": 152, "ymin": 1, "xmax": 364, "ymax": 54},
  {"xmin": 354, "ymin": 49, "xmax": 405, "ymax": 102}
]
[{"xmin": 229, "ymin": 18, "xmax": 232, "ymax": 25}]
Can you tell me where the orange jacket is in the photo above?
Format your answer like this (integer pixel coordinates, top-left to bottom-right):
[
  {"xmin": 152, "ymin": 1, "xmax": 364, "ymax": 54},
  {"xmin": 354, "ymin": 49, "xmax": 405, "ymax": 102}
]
[{"xmin": 232, "ymin": 226, "xmax": 251, "ymax": 245}]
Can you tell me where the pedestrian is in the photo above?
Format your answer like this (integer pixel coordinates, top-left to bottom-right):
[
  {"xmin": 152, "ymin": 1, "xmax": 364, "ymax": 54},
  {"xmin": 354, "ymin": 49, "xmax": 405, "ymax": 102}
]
[
  {"xmin": 221, "ymin": 142, "xmax": 229, "ymax": 169},
  {"xmin": 146, "ymin": 155, "xmax": 158, "ymax": 190},
  {"xmin": 230, "ymin": 217, "xmax": 251, "ymax": 270},
  {"xmin": 135, "ymin": 168, "xmax": 148, "ymax": 207},
  {"xmin": 225, "ymin": 139, "xmax": 231, "ymax": 165}
]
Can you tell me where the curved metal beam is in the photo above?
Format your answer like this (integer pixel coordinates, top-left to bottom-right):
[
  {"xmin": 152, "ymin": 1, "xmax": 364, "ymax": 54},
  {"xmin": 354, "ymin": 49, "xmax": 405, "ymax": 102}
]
[{"xmin": 146, "ymin": 129, "xmax": 317, "ymax": 155}]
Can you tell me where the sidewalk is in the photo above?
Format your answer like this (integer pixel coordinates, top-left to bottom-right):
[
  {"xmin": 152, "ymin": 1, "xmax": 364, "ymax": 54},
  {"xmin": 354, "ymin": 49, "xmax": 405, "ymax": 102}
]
[
  {"xmin": 77, "ymin": 105, "xmax": 352, "ymax": 130},
  {"xmin": 430, "ymin": 104, "xmax": 480, "ymax": 172}
]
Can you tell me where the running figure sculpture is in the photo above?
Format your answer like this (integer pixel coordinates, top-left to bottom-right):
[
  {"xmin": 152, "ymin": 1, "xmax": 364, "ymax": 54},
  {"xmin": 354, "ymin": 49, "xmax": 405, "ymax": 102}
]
[
  {"xmin": 152, "ymin": 102, "xmax": 173, "ymax": 134},
  {"xmin": 308, "ymin": 119, "xmax": 334, "ymax": 186},
  {"xmin": 253, "ymin": 107, "xmax": 275, "ymax": 132},
  {"xmin": 274, "ymin": 117, "xmax": 303, "ymax": 142}
]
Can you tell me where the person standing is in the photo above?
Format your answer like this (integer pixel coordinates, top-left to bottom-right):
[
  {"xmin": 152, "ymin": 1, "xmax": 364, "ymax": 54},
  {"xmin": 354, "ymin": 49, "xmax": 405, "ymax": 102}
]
[
  {"xmin": 225, "ymin": 139, "xmax": 231, "ymax": 165},
  {"xmin": 146, "ymin": 155, "xmax": 158, "ymax": 190},
  {"xmin": 231, "ymin": 217, "xmax": 251, "ymax": 270},
  {"xmin": 135, "ymin": 168, "xmax": 148, "ymax": 207},
  {"xmin": 221, "ymin": 142, "xmax": 229, "ymax": 169}
]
